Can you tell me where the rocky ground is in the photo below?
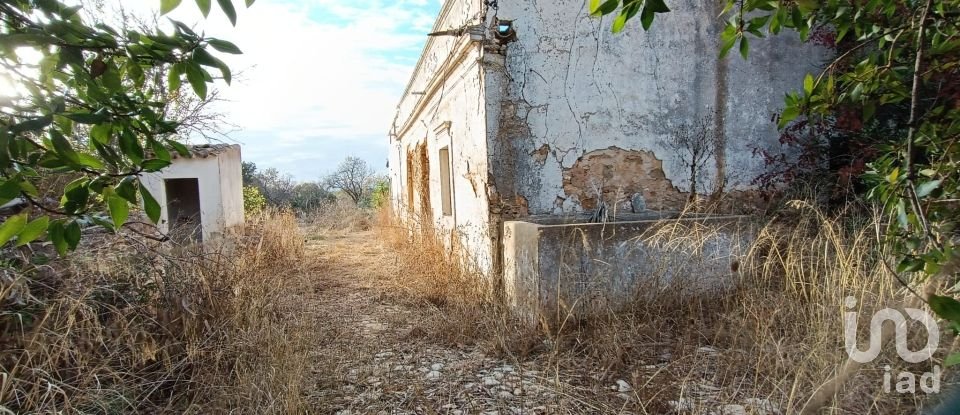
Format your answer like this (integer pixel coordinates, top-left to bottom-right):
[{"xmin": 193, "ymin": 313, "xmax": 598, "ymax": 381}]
[{"xmin": 298, "ymin": 229, "xmax": 783, "ymax": 414}]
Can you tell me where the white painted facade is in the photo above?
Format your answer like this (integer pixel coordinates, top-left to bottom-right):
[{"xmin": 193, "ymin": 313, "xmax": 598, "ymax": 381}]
[
  {"xmin": 389, "ymin": 0, "xmax": 830, "ymax": 276},
  {"xmin": 389, "ymin": 0, "xmax": 496, "ymax": 272},
  {"xmin": 140, "ymin": 144, "xmax": 244, "ymax": 241}
]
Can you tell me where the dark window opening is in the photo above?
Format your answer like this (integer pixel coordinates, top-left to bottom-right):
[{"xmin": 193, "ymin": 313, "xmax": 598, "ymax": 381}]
[
  {"xmin": 165, "ymin": 178, "xmax": 202, "ymax": 242},
  {"xmin": 439, "ymin": 146, "xmax": 452, "ymax": 216}
]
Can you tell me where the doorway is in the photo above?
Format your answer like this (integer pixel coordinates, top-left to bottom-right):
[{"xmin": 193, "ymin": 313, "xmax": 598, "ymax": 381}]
[{"xmin": 164, "ymin": 178, "xmax": 202, "ymax": 242}]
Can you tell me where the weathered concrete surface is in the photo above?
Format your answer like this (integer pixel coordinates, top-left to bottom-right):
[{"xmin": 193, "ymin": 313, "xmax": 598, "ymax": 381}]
[
  {"xmin": 503, "ymin": 216, "xmax": 754, "ymax": 327},
  {"xmin": 490, "ymin": 0, "xmax": 832, "ymax": 214}
]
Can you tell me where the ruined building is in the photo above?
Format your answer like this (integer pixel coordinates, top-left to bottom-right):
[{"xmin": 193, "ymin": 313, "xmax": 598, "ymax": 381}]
[
  {"xmin": 141, "ymin": 144, "xmax": 244, "ymax": 242},
  {"xmin": 388, "ymin": 0, "xmax": 829, "ymax": 320}
]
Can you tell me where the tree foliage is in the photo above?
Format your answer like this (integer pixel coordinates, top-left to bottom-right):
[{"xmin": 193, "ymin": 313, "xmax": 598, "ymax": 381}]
[
  {"xmin": 292, "ymin": 181, "xmax": 335, "ymax": 211},
  {"xmin": 0, "ymin": 0, "xmax": 251, "ymax": 254},
  {"xmin": 368, "ymin": 178, "xmax": 389, "ymax": 209},
  {"xmin": 242, "ymin": 184, "xmax": 265, "ymax": 214},
  {"xmin": 323, "ymin": 156, "xmax": 376, "ymax": 205},
  {"xmin": 592, "ymin": 0, "xmax": 960, "ymax": 350}
]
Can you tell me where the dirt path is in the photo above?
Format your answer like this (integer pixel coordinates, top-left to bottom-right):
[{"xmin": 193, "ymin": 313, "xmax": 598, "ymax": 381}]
[{"xmin": 299, "ymin": 230, "xmax": 570, "ymax": 414}]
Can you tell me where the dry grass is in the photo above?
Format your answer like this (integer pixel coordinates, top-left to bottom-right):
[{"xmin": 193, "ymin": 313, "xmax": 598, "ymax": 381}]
[
  {"xmin": 0, "ymin": 209, "xmax": 312, "ymax": 414},
  {"xmin": 303, "ymin": 199, "xmax": 375, "ymax": 235},
  {"xmin": 377, "ymin": 201, "xmax": 941, "ymax": 414},
  {"xmin": 375, "ymin": 208, "xmax": 541, "ymax": 357}
]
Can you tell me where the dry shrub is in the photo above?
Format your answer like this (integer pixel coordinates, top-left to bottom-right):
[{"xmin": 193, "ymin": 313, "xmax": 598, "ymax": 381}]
[
  {"xmin": 376, "ymin": 206, "xmax": 539, "ymax": 357},
  {"xmin": 379, "ymin": 201, "xmax": 937, "ymax": 413},
  {"xmin": 558, "ymin": 201, "xmax": 931, "ymax": 413},
  {"xmin": 0, "ymin": 209, "xmax": 311, "ymax": 414},
  {"xmin": 302, "ymin": 199, "xmax": 374, "ymax": 234}
]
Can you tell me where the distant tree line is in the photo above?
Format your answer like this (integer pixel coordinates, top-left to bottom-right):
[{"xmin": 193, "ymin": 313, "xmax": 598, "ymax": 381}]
[{"xmin": 241, "ymin": 156, "xmax": 389, "ymax": 214}]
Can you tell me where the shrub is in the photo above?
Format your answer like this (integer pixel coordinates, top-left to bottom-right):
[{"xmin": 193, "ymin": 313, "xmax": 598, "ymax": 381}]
[
  {"xmin": 369, "ymin": 179, "xmax": 390, "ymax": 209},
  {"xmin": 243, "ymin": 185, "xmax": 267, "ymax": 214}
]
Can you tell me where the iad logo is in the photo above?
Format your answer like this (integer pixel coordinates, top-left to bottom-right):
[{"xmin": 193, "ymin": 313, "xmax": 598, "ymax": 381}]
[{"xmin": 843, "ymin": 296, "xmax": 942, "ymax": 394}]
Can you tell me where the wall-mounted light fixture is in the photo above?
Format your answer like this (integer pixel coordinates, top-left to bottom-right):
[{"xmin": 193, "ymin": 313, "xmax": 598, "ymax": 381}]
[{"xmin": 494, "ymin": 19, "xmax": 516, "ymax": 43}]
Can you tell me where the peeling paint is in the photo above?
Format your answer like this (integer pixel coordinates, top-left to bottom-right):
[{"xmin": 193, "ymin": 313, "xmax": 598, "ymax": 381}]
[
  {"xmin": 562, "ymin": 147, "xmax": 687, "ymax": 212},
  {"xmin": 530, "ymin": 144, "xmax": 551, "ymax": 165}
]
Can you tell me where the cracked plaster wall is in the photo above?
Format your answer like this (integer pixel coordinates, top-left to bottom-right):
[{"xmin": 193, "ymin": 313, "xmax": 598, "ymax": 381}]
[
  {"xmin": 389, "ymin": 0, "xmax": 496, "ymax": 274},
  {"xmin": 491, "ymin": 0, "xmax": 832, "ymax": 214}
]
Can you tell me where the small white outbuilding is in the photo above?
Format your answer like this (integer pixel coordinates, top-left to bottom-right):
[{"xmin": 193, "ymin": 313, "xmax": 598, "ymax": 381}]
[{"xmin": 139, "ymin": 144, "xmax": 244, "ymax": 242}]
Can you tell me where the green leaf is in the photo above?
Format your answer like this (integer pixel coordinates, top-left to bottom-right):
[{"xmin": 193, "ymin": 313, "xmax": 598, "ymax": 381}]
[
  {"xmin": 115, "ymin": 177, "xmax": 138, "ymax": 203},
  {"xmin": 185, "ymin": 63, "xmax": 208, "ymax": 100},
  {"xmin": 141, "ymin": 159, "xmax": 172, "ymax": 172},
  {"xmin": 49, "ymin": 221, "xmax": 68, "ymax": 256},
  {"xmin": 589, "ymin": 0, "xmax": 619, "ymax": 16},
  {"xmin": 89, "ymin": 123, "xmax": 112, "ymax": 144},
  {"xmin": 161, "ymin": 0, "xmax": 184, "ymax": 15},
  {"xmin": 149, "ymin": 139, "xmax": 172, "ymax": 162},
  {"xmin": 10, "ymin": 115, "xmax": 53, "ymax": 133},
  {"xmin": 639, "ymin": 7, "xmax": 655, "ymax": 30},
  {"xmin": 207, "ymin": 38, "xmax": 242, "ymax": 54},
  {"xmin": 168, "ymin": 63, "xmax": 183, "ymax": 93},
  {"xmin": 101, "ymin": 63, "xmax": 122, "ymax": 91},
  {"xmin": 612, "ymin": 14, "xmax": 628, "ymax": 33},
  {"xmin": 108, "ymin": 195, "xmax": 129, "ymax": 229},
  {"xmin": 0, "ymin": 214, "xmax": 28, "ymax": 246},
  {"xmin": 719, "ymin": 24, "xmax": 738, "ymax": 59},
  {"xmin": 140, "ymin": 185, "xmax": 162, "ymax": 223},
  {"xmin": 916, "ymin": 180, "xmax": 941, "ymax": 198},
  {"xmin": 778, "ymin": 105, "xmax": 800, "ymax": 129},
  {"xmin": 119, "ymin": 131, "xmax": 145, "ymax": 164},
  {"xmin": 16, "ymin": 216, "xmax": 49, "ymax": 247},
  {"xmin": 897, "ymin": 257, "xmax": 925, "ymax": 273},
  {"xmin": 166, "ymin": 139, "xmax": 191, "ymax": 157},
  {"xmin": 945, "ymin": 352, "xmax": 960, "ymax": 368},
  {"xmin": 930, "ymin": 295, "xmax": 960, "ymax": 323},
  {"xmin": 62, "ymin": 178, "xmax": 90, "ymax": 214},
  {"xmin": 803, "ymin": 73, "xmax": 814, "ymax": 94},
  {"xmin": 113, "ymin": 176, "xmax": 137, "ymax": 203},
  {"xmin": 64, "ymin": 220, "xmax": 82, "ymax": 250},
  {"xmin": 796, "ymin": 0, "xmax": 819, "ymax": 14},
  {"xmin": 50, "ymin": 130, "xmax": 81, "ymax": 166},
  {"xmin": 63, "ymin": 112, "xmax": 109, "ymax": 124},
  {"xmin": 217, "ymin": 0, "xmax": 237, "ymax": 26},
  {"xmin": 76, "ymin": 153, "xmax": 105, "ymax": 170},
  {"xmin": 245, "ymin": 0, "xmax": 254, "ymax": 6},
  {"xmin": 738, "ymin": 36, "xmax": 749, "ymax": 59},
  {"xmin": 196, "ymin": 0, "xmax": 211, "ymax": 16},
  {"xmin": 644, "ymin": 0, "xmax": 670, "ymax": 13},
  {"xmin": 862, "ymin": 101, "xmax": 876, "ymax": 121},
  {"xmin": 193, "ymin": 48, "xmax": 232, "ymax": 84},
  {"xmin": 0, "ymin": 178, "xmax": 22, "ymax": 206}
]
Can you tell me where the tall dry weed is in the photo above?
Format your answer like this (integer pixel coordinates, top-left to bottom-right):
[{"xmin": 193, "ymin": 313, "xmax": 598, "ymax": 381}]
[
  {"xmin": 0, "ymin": 209, "xmax": 311, "ymax": 414},
  {"xmin": 379, "ymin": 201, "xmax": 938, "ymax": 413},
  {"xmin": 376, "ymin": 207, "xmax": 540, "ymax": 357}
]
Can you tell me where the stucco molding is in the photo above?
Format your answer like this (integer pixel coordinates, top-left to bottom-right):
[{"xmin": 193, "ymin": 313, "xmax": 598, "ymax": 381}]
[{"xmin": 394, "ymin": 34, "xmax": 481, "ymax": 140}]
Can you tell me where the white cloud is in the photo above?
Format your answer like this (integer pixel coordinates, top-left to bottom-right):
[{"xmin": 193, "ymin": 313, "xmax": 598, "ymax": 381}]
[{"xmin": 100, "ymin": 0, "xmax": 438, "ymax": 180}]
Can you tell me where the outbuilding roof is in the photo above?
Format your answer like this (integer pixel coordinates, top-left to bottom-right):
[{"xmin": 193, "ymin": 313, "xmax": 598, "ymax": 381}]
[{"xmin": 171, "ymin": 144, "xmax": 238, "ymax": 159}]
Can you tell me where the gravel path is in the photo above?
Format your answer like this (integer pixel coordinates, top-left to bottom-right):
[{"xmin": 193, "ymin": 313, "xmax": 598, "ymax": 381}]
[
  {"xmin": 300, "ymin": 230, "xmax": 575, "ymax": 414},
  {"xmin": 297, "ymin": 230, "xmax": 784, "ymax": 415}
]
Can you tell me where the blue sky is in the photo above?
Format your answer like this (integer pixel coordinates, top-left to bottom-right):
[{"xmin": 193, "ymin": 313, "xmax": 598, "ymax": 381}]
[{"xmin": 131, "ymin": 0, "xmax": 442, "ymax": 181}]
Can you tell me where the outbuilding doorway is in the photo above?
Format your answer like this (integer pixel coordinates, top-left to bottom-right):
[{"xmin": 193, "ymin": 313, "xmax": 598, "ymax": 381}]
[{"xmin": 164, "ymin": 178, "xmax": 202, "ymax": 242}]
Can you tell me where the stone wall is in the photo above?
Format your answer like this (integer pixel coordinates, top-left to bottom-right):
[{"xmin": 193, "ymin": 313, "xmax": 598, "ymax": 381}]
[{"xmin": 503, "ymin": 216, "xmax": 754, "ymax": 328}]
